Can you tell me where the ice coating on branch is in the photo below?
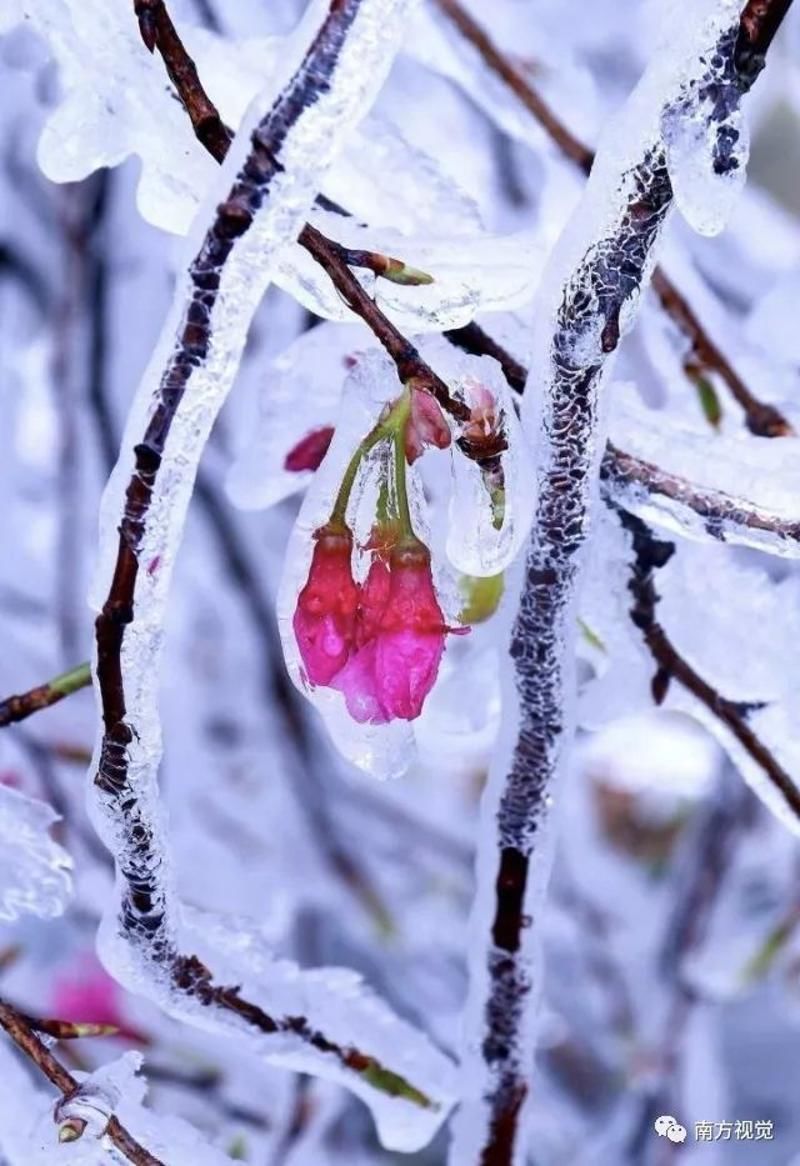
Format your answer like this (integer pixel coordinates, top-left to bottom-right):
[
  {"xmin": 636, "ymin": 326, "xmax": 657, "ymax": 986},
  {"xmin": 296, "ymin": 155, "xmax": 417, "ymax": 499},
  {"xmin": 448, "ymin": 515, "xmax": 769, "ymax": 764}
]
[
  {"xmin": 443, "ymin": 351, "xmax": 535, "ymax": 575},
  {"xmin": 607, "ymin": 388, "xmax": 800, "ymax": 558},
  {"xmin": 180, "ymin": 907, "xmax": 458, "ymax": 1150},
  {"xmin": 660, "ymin": 1, "xmax": 750, "ymax": 236},
  {"xmin": 24, "ymin": 1052, "xmax": 235, "ymax": 1165},
  {"xmin": 451, "ymin": 3, "xmax": 747, "ymax": 1157},
  {"xmin": 277, "ymin": 352, "xmax": 460, "ymax": 779},
  {"xmin": 85, "ymin": 0, "xmax": 450, "ymax": 1148},
  {"xmin": 282, "ymin": 208, "xmax": 543, "ymax": 331},
  {"xmin": 0, "ymin": 0, "xmax": 216, "ymax": 234},
  {"xmin": 0, "ymin": 784, "xmax": 72, "ymax": 921},
  {"xmin": 579, "ymin": 511, "xmax": 800, "ymax": 838}
]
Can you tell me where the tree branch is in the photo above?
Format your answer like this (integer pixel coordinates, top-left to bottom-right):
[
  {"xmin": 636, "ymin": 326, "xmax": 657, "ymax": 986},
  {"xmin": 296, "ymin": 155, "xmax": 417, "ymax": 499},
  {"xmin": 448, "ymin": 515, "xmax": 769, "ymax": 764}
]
[
  {"xmin": 91, "ymin": 0, "xmax": 447, "ymax": 1124},
  {"xmin": 616, "ymin": 507, "xmax": 800, "ymax": 822},
  {"xmin": 453, "ymin": 4, "xmax": 795, "ymax": 1161},
  {"xmin": 434, "ymin": 0, "xmax": 792, "ymax": 437},
  {"xmin": 0, "ymin": 663, "xmax": 91, "ymax": 728},
  {"xmin": 600, "ymin": 441, "xmax": 800, "ymax": 557},
  {"xmin": 0, "ymin": 997, "xmax": 164, "ymax": 1166}
]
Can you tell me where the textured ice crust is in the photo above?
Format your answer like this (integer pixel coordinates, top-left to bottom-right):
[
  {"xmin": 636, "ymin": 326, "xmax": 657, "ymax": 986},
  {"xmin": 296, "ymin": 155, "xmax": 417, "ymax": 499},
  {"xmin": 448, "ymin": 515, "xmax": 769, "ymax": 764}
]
[{"xmin": 452, "ymin": 1, "xmax": 755, "ymax": 1158}]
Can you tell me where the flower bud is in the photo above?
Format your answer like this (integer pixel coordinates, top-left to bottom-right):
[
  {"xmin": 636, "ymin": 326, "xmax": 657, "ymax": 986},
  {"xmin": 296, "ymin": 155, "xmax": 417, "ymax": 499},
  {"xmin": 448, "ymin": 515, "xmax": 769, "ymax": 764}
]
[
  {"xmin": 284, "ymin": 425, "xmax": 335, "ymax": 473},
  {"xmin": 293, "ymin": 525, "xmax": 360, "ymax": 685}
]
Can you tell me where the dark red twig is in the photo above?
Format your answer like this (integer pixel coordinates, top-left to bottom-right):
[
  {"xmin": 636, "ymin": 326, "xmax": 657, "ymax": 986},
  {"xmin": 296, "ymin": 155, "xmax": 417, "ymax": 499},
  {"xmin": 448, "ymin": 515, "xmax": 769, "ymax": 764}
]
[
  {"xmin": 434, "ymin": 0, "xmax": 793, "ymax": 437},
  {"xmin": 617, "ymin": 508, "xmax": 800, "ymax": 823},
  {"xmin": 92, "ymin": 0, "xmax": 438, "ymax": 1113},
  {"xmin": 0, "ymin": 998, "xmax": 163, "ymax": 1166},
  {"xmin": 134, "ymin": 0, "xmax": 231, "ymax": 162}
]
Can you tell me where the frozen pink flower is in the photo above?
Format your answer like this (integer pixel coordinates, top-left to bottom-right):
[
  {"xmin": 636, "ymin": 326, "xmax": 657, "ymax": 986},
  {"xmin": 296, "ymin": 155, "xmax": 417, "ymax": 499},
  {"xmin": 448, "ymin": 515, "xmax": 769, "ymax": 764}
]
[
  {"xmin": 293, "ymin": 525, "xmax": 360, "ymax": 685},
  {"xmin": 404, "ymin": 388, "xmax": 451, "ymax": 464},
  {"xmin": 332, "ymin": 541, "xmax": 458, "ymax": 723},
  {"xmin": 284, "ymin": 426, "xmax": 335, "ymax": 473}
]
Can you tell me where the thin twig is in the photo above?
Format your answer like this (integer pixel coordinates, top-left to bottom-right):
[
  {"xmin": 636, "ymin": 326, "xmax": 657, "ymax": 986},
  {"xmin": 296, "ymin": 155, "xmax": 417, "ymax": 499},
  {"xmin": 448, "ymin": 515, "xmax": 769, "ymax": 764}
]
[
  {"xmin": 298, "ymin": 224, "xmax": 469, "ymax": 421},
  {"xmin": 434, "ymin": 0, "xmax": 793, "ymax": 437},
  {"xmin": 600, "ymin": 441, "xmax": 800, "ymax": 555},
  {"xmin": 617, "ymin": 508, "xmax": 800, "ymax": 822},
  {"xmin": 0, "ymin": 663, "xmax": 91, "ymax": 728},
  {"xmin": 0, "ymin": 997, "xmax": 164, "ymax": 1166},
  {"xmin": 134, "ymin": 0, "xmax": 231, "ymax": 162}
]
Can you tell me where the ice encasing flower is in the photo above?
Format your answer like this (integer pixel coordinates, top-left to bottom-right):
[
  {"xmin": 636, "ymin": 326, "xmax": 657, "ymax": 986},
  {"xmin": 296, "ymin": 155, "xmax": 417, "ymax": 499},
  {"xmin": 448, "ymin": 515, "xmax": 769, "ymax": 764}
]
[
  {"xmin": 293, "ymin": 524, "xmax": 360, "ymax": 685},
  {"xmin": 332, "ymin": 541, "xmax": 450, "ymax": 724}
]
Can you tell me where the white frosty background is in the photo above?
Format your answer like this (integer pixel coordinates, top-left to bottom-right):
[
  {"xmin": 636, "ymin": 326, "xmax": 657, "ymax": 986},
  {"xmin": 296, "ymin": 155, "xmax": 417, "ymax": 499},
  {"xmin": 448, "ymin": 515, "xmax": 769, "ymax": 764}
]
[{"xmin": 0, "ymin": 0, "xmax": 799, "ymax": 1162}]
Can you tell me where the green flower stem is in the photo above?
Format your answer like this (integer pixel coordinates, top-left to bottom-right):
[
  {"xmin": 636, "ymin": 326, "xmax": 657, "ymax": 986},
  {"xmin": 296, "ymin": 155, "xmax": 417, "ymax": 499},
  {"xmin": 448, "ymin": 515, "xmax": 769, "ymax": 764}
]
[
  {"xmin": 391, "ymin": 393, "xmax": 414, "ymax": 538},
  {"xmin": 0, "ymin": 661, "xmax": 92, "ymax": 728},
  {"xmin": 329, "ymin": 390, "xmax": 413, "ymax": 532}
]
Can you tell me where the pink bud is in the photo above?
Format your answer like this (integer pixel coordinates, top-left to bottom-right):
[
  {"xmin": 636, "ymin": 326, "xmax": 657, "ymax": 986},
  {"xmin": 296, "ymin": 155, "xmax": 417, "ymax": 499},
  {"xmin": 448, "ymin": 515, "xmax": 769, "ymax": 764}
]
[
  {"xmin": 284, "ymin": 426, "xmax": 335, "ymax": 473},
  {"xmin": 293, "ymin": 526, "xmax": 360, "ymax": 685},
  {"xmin": 404, "ymin": 389, "xmax": 451, "ymax": 464},
  {"xmin": 331, "ymin": 541, "xmax": 450, "ymax": 722}
]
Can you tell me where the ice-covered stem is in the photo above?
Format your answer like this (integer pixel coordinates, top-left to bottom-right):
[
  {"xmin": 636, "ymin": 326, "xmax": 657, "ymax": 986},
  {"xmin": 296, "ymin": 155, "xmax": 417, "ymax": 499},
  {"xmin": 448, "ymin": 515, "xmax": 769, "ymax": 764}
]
[
  {"xmin": 298, "ymin": 224, "xmax": 471, "ymax": 424},
  {"xmin": 92, "ymin": 0, "xmax": 444, "ymax": 1124},
  {"xmin": 601, "ymin": 442, "xmax": 800, "ymax": 558},
  {"xmin": 435, "ymin": 0, "xmax": 793, "ymax": 438},
  {"xmin": 0, "ymin": 998, "xmax": 163, "ymax": 1166},
  {"xmin": 615, "ymin": 507, "xmax": 800, "ymax": 822},
  {"xmin": 134, "ymin": 0, "xmax": 231, "ymax": 162},
  {"xmin": 454, "ymin": 7, "xmax": 791, "ymax": 1161},
  {"xmin": 135, "ymin": 4, "xmax": 436, "ymax": 306},
  {"xmin": 0, "ymin": 662, "xmax": 91, "ymax": 728},
  {"xmin": 455, "ymin": 114, "xmax": 673, "ymax": 1166},
  {"xmin": 445, "ymin": 324, "xmax": 800, "ymax": 559}
]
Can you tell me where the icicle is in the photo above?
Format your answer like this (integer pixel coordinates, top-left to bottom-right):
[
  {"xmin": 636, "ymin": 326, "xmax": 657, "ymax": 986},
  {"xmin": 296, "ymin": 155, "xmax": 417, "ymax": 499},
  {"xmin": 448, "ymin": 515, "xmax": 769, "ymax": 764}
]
[
  {"xmin": 442, "ymin": 350, "xmax": 534, "ymax": 576},
  {"xmin": 660, "ymin": 1, "xmax": 751, "ymax": 236}
]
